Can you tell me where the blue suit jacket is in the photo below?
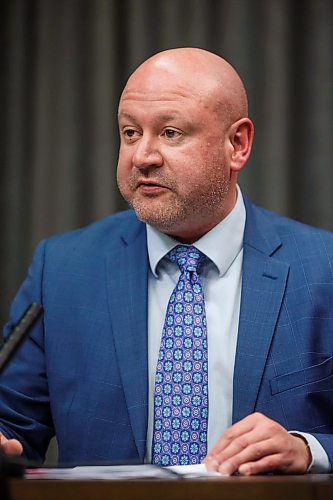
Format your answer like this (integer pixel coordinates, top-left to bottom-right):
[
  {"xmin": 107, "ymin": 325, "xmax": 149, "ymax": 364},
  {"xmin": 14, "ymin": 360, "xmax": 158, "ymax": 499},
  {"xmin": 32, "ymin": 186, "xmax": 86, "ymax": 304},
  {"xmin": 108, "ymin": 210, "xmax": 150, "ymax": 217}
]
[{"xmin": 1, "ymin": 198, "xmax": 333, "ymax": 467}]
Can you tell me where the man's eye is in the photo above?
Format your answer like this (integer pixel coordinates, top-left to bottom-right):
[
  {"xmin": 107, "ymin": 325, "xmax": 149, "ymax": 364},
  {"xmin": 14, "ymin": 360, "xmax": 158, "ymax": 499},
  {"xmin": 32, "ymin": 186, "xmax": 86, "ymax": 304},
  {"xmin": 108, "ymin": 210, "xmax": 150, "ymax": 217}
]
[
  {"xmin": 163, "ymin": 129, "xmax": 181, "ymax": 139},
  {"xmin": 123, "ymin": 129, "xmax": 137, "ymax": 138}
]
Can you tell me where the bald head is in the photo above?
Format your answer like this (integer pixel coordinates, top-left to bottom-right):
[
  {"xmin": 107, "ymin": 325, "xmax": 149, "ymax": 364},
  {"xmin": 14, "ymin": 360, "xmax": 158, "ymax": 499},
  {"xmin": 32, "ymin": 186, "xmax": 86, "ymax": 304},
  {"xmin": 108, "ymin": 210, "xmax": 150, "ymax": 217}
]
[{"xmin": 121, "ymin": 47, "xmax": 248, "ymax": 127}]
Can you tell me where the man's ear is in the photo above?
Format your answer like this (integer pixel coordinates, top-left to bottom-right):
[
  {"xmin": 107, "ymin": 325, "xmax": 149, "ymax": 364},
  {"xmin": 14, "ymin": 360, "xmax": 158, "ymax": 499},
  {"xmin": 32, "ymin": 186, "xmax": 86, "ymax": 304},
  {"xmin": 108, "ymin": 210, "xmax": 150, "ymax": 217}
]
[{"xmin": 229, "ymin": 118, "xmax": 254, "ymax": 172}]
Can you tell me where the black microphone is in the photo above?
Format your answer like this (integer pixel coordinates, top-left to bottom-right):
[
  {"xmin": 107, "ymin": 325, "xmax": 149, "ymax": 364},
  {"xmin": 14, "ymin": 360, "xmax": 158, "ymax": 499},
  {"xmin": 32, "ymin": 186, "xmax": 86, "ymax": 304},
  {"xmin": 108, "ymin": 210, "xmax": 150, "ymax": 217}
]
[{"xmin": 0, "ymin": 303, "xmax": 43, "ymax": 374}]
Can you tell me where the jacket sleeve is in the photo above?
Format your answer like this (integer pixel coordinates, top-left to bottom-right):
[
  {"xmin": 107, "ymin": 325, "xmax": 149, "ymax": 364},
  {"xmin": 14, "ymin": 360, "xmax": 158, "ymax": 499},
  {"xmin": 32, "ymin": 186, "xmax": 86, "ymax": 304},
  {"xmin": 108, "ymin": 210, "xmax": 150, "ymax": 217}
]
[{"xmin": 0, "ymin": 240, "xmax": 54, "ymax": 462}]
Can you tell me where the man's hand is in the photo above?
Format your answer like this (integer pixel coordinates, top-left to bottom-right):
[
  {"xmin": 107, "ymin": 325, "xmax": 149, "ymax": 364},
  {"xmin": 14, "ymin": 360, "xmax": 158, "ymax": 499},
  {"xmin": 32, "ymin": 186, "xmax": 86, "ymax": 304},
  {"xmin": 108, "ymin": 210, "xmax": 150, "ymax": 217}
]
[
  {"xmin": 0, "ymin": 432, "xmax": 23, "ymax": 456},
  {"xmin": 203, "ymin": 412, "xmax": 312, "ymax": 475}
]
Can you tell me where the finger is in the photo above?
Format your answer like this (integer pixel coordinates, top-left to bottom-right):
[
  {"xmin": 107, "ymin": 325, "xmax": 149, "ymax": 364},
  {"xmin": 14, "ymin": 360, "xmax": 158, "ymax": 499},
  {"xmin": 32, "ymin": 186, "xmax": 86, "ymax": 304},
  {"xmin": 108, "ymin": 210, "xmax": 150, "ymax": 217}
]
[
  {"xmin": 215, "ymin": 429, "xmax": 264, "ymax": 463},
  {"xmin": 217, "ymin": 437, "xmax": 279, "ymax": 475},
  {"xmin": 0, "ymin": 433, "xmax": 23, "ymax": 456},
  {"xmin": 2, "ymin": 439, "xmax": 23, "ymax": 456},
  {"xmin": 202, "ymin": 455, "xmax": 219, "ymax": 471},
  {"xmin": 237, "ymin": 453, "xmax": 286, "ymax": 476}
]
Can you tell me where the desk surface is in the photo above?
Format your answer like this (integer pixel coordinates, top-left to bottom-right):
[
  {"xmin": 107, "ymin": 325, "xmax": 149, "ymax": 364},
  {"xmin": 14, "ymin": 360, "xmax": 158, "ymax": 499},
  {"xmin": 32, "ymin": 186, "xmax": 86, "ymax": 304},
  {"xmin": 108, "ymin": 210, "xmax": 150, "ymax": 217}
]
[{"xmin": 8, "ymin": 475, "xmax": 333, "ymax": 500}]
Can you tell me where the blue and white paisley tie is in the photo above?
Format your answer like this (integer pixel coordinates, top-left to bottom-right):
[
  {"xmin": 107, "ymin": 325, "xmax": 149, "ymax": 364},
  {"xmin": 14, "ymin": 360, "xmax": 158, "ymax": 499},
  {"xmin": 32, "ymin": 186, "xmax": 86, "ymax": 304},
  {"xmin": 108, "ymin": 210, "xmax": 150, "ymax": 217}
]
[{"xmin": 152, "ymin": 245, "xmax": 208, "ymax": 466}]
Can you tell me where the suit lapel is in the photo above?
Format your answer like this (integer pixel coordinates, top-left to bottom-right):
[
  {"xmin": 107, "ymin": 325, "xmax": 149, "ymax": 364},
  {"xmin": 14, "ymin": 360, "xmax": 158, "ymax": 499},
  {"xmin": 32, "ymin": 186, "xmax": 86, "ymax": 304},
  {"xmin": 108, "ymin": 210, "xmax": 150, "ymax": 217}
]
[
  {"xmin": 106, "ymin": 218, "xmax": 148, "ymax": 461},
  {"xmin": 232, "ymin": 200, "xmax": 290, "ymax": 423}
]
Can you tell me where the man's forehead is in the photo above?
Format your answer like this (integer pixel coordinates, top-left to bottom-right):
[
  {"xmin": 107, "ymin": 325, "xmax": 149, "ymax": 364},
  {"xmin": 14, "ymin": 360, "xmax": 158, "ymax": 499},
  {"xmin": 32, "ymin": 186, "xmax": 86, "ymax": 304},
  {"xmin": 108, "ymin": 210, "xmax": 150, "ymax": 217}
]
[
  {"xmin": 118, "ymin": 103, "xmax": 192, "ymax": 125},
  {"xmin": 119, "ymin": 76, "xmax": 218, "ymax": 113},
  {"xmin": 118, "ymin": 91, "xmax": 214, "ymax": 123}
]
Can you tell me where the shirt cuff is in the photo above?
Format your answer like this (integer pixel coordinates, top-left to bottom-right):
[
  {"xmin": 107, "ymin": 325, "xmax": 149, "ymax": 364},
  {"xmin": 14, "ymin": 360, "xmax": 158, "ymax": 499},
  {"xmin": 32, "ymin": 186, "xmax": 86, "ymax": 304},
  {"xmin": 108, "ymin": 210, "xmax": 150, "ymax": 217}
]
[{"xmin": 290, "ymin": 431, "xmax": 331, "ymax": 473}]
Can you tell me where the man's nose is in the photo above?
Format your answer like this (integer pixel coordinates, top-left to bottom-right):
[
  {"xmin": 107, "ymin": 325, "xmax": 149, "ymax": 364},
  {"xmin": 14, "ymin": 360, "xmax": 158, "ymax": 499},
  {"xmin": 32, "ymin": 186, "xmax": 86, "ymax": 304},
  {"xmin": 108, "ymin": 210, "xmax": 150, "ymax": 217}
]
[{"xmin": 132, "ymin": 136, "xmax": 163, "ymax": 169}]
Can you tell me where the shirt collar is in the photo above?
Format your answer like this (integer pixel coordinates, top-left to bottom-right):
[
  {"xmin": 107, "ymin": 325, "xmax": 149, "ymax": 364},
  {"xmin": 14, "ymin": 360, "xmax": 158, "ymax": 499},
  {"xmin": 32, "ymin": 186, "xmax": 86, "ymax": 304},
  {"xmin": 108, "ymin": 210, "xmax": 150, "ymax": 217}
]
[{"xmin": 147, "ymin": 185, "xmax": 246, "ymax": 278}]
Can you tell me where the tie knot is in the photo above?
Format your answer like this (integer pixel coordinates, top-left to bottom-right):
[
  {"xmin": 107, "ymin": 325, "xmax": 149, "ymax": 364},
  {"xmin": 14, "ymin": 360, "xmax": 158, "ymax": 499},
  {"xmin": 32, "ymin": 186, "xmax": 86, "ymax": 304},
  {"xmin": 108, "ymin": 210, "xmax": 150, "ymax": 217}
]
[{"xmin": 167, "ymin": 245, "xmax": 206, "ymax": 273}]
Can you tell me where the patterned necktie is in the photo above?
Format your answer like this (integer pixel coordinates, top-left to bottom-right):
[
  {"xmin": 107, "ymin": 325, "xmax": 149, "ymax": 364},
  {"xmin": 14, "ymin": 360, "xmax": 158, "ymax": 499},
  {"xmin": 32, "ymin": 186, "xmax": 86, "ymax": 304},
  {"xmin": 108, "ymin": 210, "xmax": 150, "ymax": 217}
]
[{"xmin": 152, "ymin": 245, "xmax": 208, "ymax": 466}]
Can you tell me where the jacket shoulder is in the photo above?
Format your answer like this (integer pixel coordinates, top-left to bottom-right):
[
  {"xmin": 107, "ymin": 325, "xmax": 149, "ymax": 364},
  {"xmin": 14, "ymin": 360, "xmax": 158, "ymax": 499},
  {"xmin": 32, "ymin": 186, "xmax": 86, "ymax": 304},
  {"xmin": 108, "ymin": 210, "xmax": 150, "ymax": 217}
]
[
  {"xmin": 38, "ymin": 210, "xmax": 145, "ymax": 264},
  {"xmin": 47, "ymin": 209, "xmax": 141, "ymax": 245},
  {"xmin": 245, "ymin": 197, "xmax": 333, "ymax": 247}
]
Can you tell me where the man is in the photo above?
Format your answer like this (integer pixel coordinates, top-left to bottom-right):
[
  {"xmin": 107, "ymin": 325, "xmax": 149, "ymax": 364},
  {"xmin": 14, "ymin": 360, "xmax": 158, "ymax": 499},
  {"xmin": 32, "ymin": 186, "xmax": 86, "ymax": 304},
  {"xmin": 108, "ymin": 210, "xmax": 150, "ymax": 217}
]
[{"xmin": 0, "ymin": 48, "xmax": 333, "ymax": 475}]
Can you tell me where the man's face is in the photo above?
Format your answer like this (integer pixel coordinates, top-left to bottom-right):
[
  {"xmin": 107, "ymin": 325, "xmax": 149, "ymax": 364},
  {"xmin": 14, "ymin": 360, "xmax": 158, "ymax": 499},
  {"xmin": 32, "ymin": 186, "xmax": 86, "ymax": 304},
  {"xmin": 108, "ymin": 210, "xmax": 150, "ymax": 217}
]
[{"xmin": 116, "ymin": 69, "xmax": 235, "ymax": 243}]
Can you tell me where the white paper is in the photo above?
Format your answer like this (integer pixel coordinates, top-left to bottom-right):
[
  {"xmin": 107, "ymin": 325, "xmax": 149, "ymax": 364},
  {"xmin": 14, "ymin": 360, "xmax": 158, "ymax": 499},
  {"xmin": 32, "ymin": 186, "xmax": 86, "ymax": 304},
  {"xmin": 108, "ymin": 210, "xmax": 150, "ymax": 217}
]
[
  {"xmin": 168, "ymin": 463, "xmax": 222, "ymax": 477},
  {"xmin": 26, "ymin": 463, "xmax": 221, "ymax": 480},
  {"xmin": 26, "ymin": 464, "xmax": 176, "ymax": 480}
]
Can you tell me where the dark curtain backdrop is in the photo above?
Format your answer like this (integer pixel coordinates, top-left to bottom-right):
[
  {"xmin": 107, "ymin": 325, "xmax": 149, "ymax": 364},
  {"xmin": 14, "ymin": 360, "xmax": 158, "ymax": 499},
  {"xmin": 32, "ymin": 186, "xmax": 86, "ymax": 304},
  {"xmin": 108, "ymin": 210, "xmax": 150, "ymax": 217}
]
[{"xmin": 1, "ymin": 0, "xmax": 333, "ymax": 326}]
